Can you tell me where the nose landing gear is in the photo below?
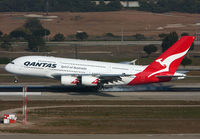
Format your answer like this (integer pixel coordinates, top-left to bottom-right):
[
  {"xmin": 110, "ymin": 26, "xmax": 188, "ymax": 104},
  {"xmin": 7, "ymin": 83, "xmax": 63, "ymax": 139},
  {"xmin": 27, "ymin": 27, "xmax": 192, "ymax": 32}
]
[{"xmin": 14, "ymin": 76, "xmax": 18, "ymax": 83}]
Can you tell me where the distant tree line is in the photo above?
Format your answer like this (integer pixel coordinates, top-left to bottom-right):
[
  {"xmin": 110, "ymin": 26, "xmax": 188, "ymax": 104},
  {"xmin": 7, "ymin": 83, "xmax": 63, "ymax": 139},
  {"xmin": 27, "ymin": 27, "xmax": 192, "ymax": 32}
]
[
  {"xmin": 0, "ymin": 0, "xmax": 122, "ymax": 12},
  {"xmin": 139, "ymin": 0, "xmax": 200, "ymax": 13},
  {"xmin": 1, "ymin": 0, "xmax": 200, "ymax": 13}
]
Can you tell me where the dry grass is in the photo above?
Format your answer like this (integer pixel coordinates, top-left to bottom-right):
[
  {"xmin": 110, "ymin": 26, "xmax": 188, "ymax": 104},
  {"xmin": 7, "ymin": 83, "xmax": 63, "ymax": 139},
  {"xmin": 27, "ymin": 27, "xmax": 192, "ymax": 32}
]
[
  {"xmin": 1, "ymin": 11, "xmax": 200, "ymax": 37},
  {"xmin": 1, "ymin": 100, "xmax": 200, "ymax": 134}
]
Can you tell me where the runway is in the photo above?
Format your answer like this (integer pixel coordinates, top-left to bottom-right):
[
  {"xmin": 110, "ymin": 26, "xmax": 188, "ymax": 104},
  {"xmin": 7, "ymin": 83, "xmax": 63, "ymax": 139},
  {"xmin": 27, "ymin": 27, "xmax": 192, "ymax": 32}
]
[
  {"xmin": 1, "ymin": 83, "xmax": 200, "ymax": 92},
  {"xmin": 0, "ymin": 84, "xmax": 200, "ymax": 100},
  {"xmin": 0, "ymin": 91, "xmax": 198, "ymax": 101}
]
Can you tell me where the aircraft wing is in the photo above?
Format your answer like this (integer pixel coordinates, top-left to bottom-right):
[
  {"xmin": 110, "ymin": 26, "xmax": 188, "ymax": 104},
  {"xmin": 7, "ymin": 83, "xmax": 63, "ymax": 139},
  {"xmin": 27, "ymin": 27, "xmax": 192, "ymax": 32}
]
[
  {"xmin": 52, "ymin": 73, "xmax": 134, "ymax": 84},
  {"xmin": 99, "ymin": 75, "xmax": 123, "ymax": 84},
  {"xmin": 120, "ymin": 59, "xmax": 138, "ymax": 65}
]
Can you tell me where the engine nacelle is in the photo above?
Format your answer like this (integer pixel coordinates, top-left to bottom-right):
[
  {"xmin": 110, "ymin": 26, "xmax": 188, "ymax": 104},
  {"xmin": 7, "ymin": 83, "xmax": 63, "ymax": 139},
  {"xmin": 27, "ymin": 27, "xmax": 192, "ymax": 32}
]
[
  {"xmin": 82, "ymin": 76, "xmax": 99, "ymax": 86},
  {"xmin": 61, "ymin": 76, "xmax": 78, "ymax": 86}
]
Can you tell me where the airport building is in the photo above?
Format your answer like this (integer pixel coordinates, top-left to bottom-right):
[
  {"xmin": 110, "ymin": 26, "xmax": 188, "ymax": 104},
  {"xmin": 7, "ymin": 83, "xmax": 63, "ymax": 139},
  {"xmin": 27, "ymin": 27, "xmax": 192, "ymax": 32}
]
[{"xmin": 94, "ymin": 1, "xmax": 140, "ymax": 8}]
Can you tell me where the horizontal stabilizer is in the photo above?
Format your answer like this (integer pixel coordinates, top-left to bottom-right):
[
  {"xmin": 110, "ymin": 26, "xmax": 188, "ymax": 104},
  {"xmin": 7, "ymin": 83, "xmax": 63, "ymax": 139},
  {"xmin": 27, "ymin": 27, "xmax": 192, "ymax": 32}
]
[{"xmin": 156, "ymin": 75, "xmax": 186, "ymax": 80}]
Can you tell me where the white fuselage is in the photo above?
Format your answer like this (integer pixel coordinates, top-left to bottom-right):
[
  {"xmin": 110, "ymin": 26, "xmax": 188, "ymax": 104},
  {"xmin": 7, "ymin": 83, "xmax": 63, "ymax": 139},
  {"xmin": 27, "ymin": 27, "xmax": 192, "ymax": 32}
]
[{"xmin": 5, "ymin": 56, "xmax": 146, "ymax": 86}]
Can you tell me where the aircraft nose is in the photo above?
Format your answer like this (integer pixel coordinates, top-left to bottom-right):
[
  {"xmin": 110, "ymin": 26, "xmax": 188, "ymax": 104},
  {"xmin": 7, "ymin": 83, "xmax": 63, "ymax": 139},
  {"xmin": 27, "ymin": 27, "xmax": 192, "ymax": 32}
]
[{"xmin": 5, "ymin": 64, "xmax": 12, "ymax": 73}]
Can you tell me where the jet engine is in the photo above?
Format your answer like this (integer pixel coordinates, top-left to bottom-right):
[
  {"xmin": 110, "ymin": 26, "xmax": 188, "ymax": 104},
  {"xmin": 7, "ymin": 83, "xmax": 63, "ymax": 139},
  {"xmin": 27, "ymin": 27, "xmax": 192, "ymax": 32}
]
[
  {"xmin": 61, "ymin": 76, "xmax": 78, "ymax": 86},
  {"xmin": 81, "ymin": 76, "xmax": 99, "ymax": 86}
]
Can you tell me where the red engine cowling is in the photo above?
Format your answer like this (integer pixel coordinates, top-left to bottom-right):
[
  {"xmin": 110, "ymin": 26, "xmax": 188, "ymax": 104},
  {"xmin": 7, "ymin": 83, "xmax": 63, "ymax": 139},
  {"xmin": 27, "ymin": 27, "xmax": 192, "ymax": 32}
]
[
  {"xmin": 82, "ymin": 76, "xmax": 99, "ymax": 86},
  {"xmin": 61, "ymin": 76, "xmax": 78, "ymax": 86}
]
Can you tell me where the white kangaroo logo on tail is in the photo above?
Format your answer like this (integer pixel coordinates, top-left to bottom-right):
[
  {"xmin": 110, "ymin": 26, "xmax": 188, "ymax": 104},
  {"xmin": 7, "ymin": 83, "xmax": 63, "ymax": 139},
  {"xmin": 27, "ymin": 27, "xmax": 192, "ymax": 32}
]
[{"xmin": 148, "ymin": 48, "xmax": 190, "ymax": 78}]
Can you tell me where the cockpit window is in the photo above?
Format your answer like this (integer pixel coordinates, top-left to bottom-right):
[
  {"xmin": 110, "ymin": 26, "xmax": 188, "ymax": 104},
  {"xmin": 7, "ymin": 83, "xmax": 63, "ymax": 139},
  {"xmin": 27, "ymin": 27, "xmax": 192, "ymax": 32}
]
[{"xmin": 10, "ymin": 62, "xmax": 15, "ymax": 64}]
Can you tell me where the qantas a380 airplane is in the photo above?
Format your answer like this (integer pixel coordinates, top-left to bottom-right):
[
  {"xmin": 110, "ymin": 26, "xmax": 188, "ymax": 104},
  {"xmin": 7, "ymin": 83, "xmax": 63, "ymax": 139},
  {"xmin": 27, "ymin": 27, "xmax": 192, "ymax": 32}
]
[{"xmin": 5, "ymin": 36, "xmax": 195, "ymax": 90}]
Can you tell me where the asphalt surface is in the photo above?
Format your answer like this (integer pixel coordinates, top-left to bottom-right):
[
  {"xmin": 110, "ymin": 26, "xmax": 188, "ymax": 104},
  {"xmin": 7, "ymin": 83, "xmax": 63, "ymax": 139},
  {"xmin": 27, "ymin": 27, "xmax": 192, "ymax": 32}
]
[
  {"xmin": 0, "ymin": 84, "xmax": 200, "ymax": 100},
  {"xmin": 16, "ymin": 40, "xmax": 200, "ymax": 47},
  {"xmin": 1, "ymin": 91, "xmax": 199, "ymax": 101},
  {"xmin": 16, "ymin": 41, "xmax": 162, "ymax": 47},
  {"xmin": 1, "ymin": 83, "xmax": 200, "ymax": 92},
  {"xmin": 1, "ymin": 89, "xmax": 200, "ymax": 101}
]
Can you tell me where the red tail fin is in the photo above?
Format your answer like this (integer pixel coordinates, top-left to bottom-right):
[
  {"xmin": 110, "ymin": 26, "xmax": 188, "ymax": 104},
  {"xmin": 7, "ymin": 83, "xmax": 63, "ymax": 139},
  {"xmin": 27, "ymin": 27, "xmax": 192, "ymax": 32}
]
[
  {"xmin": 128, "ymin": 36, "xmax": 195, "ymax": 85},
  {"xmin": 146, "ymin": 36, "xmax": 195, "ymax": 77}
]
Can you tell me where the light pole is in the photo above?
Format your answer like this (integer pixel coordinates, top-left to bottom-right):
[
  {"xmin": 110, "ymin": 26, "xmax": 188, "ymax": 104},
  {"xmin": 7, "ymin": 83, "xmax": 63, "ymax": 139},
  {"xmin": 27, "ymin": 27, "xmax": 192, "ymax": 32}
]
[
  {"xmin": 46, "ymin": 0, "xmax": 49, "ymax": 15},
  {"xmin": 121, "ymin": 26, "xmax": 124, "ymax": 42}
]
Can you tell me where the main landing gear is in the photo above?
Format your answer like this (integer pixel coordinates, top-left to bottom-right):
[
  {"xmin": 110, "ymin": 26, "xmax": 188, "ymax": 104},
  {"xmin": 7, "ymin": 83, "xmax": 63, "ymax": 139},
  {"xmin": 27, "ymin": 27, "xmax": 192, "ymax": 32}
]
[{"xmin": 97, "ymin": 84, "xmax": 104, "ymax": 92}]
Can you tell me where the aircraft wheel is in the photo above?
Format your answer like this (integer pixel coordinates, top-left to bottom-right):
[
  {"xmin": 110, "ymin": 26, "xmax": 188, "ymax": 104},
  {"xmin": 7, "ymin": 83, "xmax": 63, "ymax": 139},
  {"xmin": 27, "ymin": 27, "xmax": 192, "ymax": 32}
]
[
  {"xmin": 14, "ymin": 76, "xmax": 18, "ymax": 83},
  {"xmin": 97, "ymin": 84, "xmax": 104, "ymax": 92}
]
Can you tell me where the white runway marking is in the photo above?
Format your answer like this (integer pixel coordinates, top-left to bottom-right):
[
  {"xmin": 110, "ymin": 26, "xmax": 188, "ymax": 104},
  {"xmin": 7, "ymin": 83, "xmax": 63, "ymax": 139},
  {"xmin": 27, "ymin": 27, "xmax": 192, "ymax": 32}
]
[{"xmin": 0, "ymin": 92, "xmax": 41, "ymax": 96}]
